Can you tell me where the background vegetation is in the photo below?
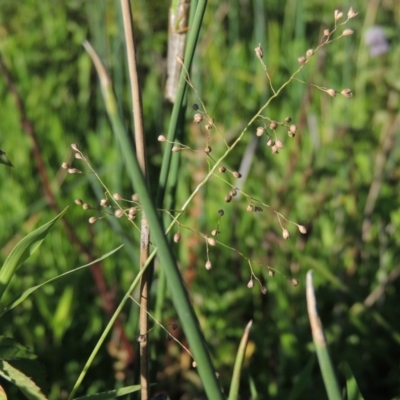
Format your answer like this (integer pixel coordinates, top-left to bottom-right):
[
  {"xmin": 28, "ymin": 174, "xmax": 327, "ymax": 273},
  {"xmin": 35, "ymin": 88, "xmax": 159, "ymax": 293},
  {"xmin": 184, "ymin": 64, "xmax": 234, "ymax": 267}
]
[{"xmin": 0, "ymin": 0, "xmax": 399, "ymax": 399}]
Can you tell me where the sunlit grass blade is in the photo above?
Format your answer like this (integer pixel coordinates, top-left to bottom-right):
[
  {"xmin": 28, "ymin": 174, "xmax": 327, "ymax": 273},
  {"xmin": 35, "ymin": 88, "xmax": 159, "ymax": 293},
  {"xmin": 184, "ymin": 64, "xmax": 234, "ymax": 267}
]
[
  {"xmin": 0, "ymin": 245, "xmax": 123, "ymax": 317},
  {"xmin": 0, "ymin": 361, "xmax": 47, "ymax": 400},
  {"xmin": 306, "ymin": 270, "xmax": 341, "ymax": 400},
  {"xmin": 0, "ymin": 207, "xmax": 68, "ymax": 301},
  {"xmin": 342, "ymin": 362, "xmax": 365, "ymax": 400},
  {"xmin": 82, "ymin": 41, "xmax": 223, "ymax": 400},
  {"xmin": 228, "ymin": 320, "xmax": 253, "ymax": 400},
  {"xmin": 73, "ymin": 384, "xmax": 141, "ymax": 399}
]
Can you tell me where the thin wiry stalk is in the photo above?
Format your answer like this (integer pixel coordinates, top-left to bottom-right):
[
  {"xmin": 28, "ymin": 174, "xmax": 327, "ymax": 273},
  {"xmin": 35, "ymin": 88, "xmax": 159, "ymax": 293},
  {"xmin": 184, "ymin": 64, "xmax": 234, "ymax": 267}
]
[{"xmin": 120, "ymin": 0, "xmax": 150, "ymax": 398}]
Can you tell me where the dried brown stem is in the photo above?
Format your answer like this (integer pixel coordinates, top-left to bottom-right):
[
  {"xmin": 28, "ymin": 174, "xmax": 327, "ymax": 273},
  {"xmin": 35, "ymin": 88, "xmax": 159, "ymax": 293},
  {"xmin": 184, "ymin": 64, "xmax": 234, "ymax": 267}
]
[{"xmin": 120, "ymin": 1, "xmax": 150, "ymax": 398}]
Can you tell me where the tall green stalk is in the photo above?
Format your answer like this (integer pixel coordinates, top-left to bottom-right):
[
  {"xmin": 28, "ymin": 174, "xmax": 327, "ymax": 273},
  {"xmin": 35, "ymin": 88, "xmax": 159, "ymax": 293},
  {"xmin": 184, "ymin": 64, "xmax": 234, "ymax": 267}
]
[{"xmin": 83, "ymin": 41, "xmax": 224, "ymax": 400}]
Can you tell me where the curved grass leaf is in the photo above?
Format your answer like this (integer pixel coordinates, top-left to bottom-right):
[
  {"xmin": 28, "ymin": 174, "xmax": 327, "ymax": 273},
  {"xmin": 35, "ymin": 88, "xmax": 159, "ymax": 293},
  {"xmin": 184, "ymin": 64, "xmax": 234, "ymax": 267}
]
[
  {"xmin": 0, "ymin": 207, "xmax": 68, "ymax": 301},
  {"xmin": 228, "ymin": 320, "xmax": 253, "ymax": 400},
  {"xmin": 342, "ymin": 363, "xmax": 365, "ymax": 400},
  {"xmin": 73, "ymin": 384, "xmax": 141, "ymax": 399},
  {"xmin": 0, "ymin": 360, "xmax": 47, "ymax": 400},
  {"xmin": 0, "ymin": 245, "xmax": 123, "ymax": 317}
]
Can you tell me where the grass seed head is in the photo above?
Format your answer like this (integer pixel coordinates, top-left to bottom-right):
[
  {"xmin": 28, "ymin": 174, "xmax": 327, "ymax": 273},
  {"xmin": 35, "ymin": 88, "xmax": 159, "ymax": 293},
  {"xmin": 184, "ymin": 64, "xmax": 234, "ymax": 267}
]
[
  {"xmin": 298, "ymin": 56, "xmax": 306, "ymax": 65},
  {"xmin": 83, "ymin": 203, "xmax": 90, "ymax": 210},
  {"xmin": 266, "ymin": 138, "xmax": 274, "ymax": 147},
  {"xmin": 323, "ymin": 29, "xmax": 330, "ymax": 37},
  {"xmin": 282, "ymin": 228, "xmax": 290, "ymax": 239},
  {"xmin": 113, "ymin": 193, "xmax": 122, "ymax": 200},
  {"xmin": 173, "ymin": 232, "xmax": 181, "ymax": 243},
  {"xmin": 114, "ymin": 209, "xmax": 124, "ymax": 218},
  {"xmin": 275, "ymin": 139, "xmax": 284, "ymax": 149},
  {"xmin": 269, "ymin": 121, "xmax": 278, "ymax": 130},
  {"xmin": 71, "ymin": 143, "xmax": 79, "ymax": 151},
  {"xmin": 342, "ymin": 29, "xmax": 354, "ymax": 36},
  {"xmin": 207, "ymin": 237, "xmax": 216, "ymax": 246},
  {"xmin": 306, "ymin": 48, "xmax": 314, "ymax": 58},
  {"xmin": 100, "ymin": 199, "xmax": 108, "ymax": 207},
  {"xmin": 219, "ymin": 166, "xmax": 226, "ymax": 173},
  {"xmin": 75, "ymin": 198, "xmax": 83, "ymax": 205},
  {"xmin": 348, "ymin": 7, "xmax": 358, "ymax": 18},
  {"xmin": 291, "ymin": 278, "xmax": 299, "ymax": 287},
  {"xmin": 246, "ymin": 204, "xmax": 254, "ymax": 212},
  {"xmin": 298, "ymin": 225, "xmax": 307, "ymax": 234},
  {"xmin": 256, "ymin": 127, "xmax": 265, "ymax": 137},
  {"xmin": 232, "ymin": 171, "xmax": 242, "ymax": 179},
  {"xmin": 61, "ymin": 162, "xmax": 70, "ymax": 169},
  {"xmin": 254, "ymin": 44, "xmax": 263, "ymax": 59},
  {"xmin": 193, "ymin": 113, "xmax": 203, "ymax": 123},
  {"xmin": 68, "ymin": 168, "xmax": 81, "ymax": 174},
  {"xmin": 268, "ymin": 269, "xmax": 275, "ymax": 277},
  {"xmin": 326, "ymin": 88, "xmax": 337, "ymax": 97},
  {"xmin": 341, "ymin": 88, "xmax": 353, "ymax": 98},
  {"xmin": 205, "ymin": 260, "xmax": 212, "ymax": 270},
  {"xmin": 334, "ymin": 10, "xmax": 343, "ymax": 20},
  {"xmin": 172, "ymin": 146, "xmax": 181, "ymax": 152},
  {"xmin": 218, "ymin": 209, "xmax": 224, "ymax": 216},
  {"xmin": 285, "ymin": 116, "xmax": 292, "ymax": 123},
  {"xmin": 247, "ymin": 279, "xmax": 254, "ymax": 288},
  {"xmin": 158, "ymin": 135, "xmax": 167, "ymax": 142},
  {"xmin": 211, "ymin": 229, "xmax": 219, "ymax": 236},
  {"xmin": 204, "ymin": 146, "xmax": 212, "ymax": 154},
  {"xmin": 261, "ymin": 286, "xmax": 267, "ymax": 294},
  {"xmin": 89, "ymin": 216, "xmax": 97, "ymax": 224},
  {"xmin": 225, "ymin": 194, "xmax": 232, "ymax": 203}
]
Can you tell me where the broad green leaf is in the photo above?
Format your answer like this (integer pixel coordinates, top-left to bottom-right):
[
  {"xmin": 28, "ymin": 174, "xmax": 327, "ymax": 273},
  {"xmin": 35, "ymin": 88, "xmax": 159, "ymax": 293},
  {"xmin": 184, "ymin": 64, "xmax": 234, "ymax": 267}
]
[
  {"xmin": 0, "ymin": 360, "xmax": 48, "ymax": 400},
  {"xmin": 73, "ymin": 384, "xmax": 142, "ymax": 399},
  {"xmin": 0, "ymin": 245, "xmax": 123, "ymax": 317},
  {"xmin": 0, "ymin": 208, "xmax": 68, "ymax": 301}
]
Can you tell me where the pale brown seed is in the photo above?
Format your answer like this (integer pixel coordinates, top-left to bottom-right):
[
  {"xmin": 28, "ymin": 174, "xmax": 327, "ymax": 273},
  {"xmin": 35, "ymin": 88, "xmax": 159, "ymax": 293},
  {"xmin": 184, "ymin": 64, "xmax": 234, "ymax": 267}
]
[
  {"xmin": 82, "ymin": 203, "xmax": 90, "ymax": 210},
  {"xmin": 261, "ymin": 286, "xmax": 267, "ymax": 294},
  {"xmin": 113, "ymin": 193, "xmax": 122, "ymax": 200},
  {"xmin": 158, "ymin": 135, "xmax": 167, "ymax": 142},
  {"xmin": 75, "ymin": 152, "xmax": 83, "ymax": 160},
  {"xmin": 306, "ymin": 49, "xmax": 314, "ymax": 58},
  {"xmin": 298, "ymin": 225, "xmax": 307, "ymax": 234},
  {"xmin": 89, "ymin": 216, "xmax": 97, "ymax": 224},
  {"xmin": 67, "ymin": 168, "xmax": 81, "ymax": 174},
  {"xmin": 340, "ymin": 88, "xmax": 353, "ymax": 98},
  {"xmin": 271, "ymin": 145, "xmax": 279, "ymax": 154},
  {"xmin": 285, "ymin": 116, "xmax": 292, "ymax": 123},
  {"xmin": 256, "ymin": 127, "xmax": 265, "ymax": 137},
  {"xmin": 211, "ymin": 229, "xmax": 219, "ymax": 236},
  {"xmin": 254, "ymin": 44, "xmax": 263, "ymax": 59},
  {"xmin": 219, "ymin": 166, "xmax": 226, "ymax": 173},
  {"xmin": 247, "ymin": 279, "xmax": 254, "ymax": 288},
  {"xmin": 232, "ymin": 171, "xmax": 242, "ymax": 179},
  {"xmin": 334, "ymin": 10, "xmax": 343, "ymax": 20},
  {"xmin": 173, "ymin": 232, "xmax": 181, "ymax": 243},
  {"xmin": 225, "ymin": 194, "xmax": 232, "ymax": 203},
  {"xmin": 266, "ymin": 138, "xmax": 274, "ymax": 147},
  {"xmin": 207, "ymin": 237, "xmax": 216, "ymax": 246},
  {"xmin": 348, "ymin": 7, "xmax": 358, "ymax": 18},
  {"xmin": 193, "ymin": 113, "xmax": 203, "ymax": 123},
  {"xmin": 298, "ymin": 56, "xmax": 306, "ymax": 65},
  {"xmin": 291, "ymin": 278, "xmax": 299, "ymax": 287},
  {"xmin": 100, "ymin": 199, "xmax": 108, "ymax": 207},
  {"xmin": 275, "ymin": 140, "xmax": 284, "ymax": 149},
  {"xmin": 269, "ymin": 121, "xmax": 278, "ymax": 130},
  {"xmin": 115, "ymin": 209, "xmax": 124, "ymax": 218},
  {"xmin": 205, "ymin": 260, "xmax": 212, "ymax": 270},
  {"xmin": 172, "ymin": 146, "xmax": 181, "ymax": 152},
  {"xmin": 71, "ymin": 143, "xmax": 79, "ymax": 151},
  {"xmin": 268, "ymin": 269, "xmax": 275, "ymax": 277},
  {"xmin": 323, "ymin": 29, "xmax": 330, "ymax": 37},
  {"xmin": 75, "ymin": 199, "xmax": 83, "ymax": 205},
  {"xmin": 326, "ymin": 89, "xmax": 337, "ymax": 97},
  {"xmin": 246, "ymin": 204, "xmax": 254, "ymax": 212},
  {"xmin": 282, "ymin": 229, "xmax": 290, "ymax": 239},
  {"xmin": 342, "ymin": 29, "xmax": 354, "ymax": 36},
  {"xmin": 61, "ymin": 162, "xmax": 70, "ymax": 169},
  {"xmin": 218, "ymin": 209, "xmax": 224, "ymax": 216},
  {"xmin": 204, "ymin": 146, "xmax": 212, "ymax": 154}
]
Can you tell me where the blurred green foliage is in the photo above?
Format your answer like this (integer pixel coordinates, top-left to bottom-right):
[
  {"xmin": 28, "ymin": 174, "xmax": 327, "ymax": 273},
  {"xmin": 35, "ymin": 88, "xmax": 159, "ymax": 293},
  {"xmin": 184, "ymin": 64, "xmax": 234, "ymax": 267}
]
[{"xmin": 0, "ymin": 0, "xmax": 399, "ymax": 399}]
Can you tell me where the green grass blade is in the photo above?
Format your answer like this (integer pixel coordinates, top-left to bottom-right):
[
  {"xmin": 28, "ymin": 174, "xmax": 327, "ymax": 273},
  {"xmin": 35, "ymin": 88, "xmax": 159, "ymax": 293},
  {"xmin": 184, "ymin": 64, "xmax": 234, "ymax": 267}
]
[
  {"xmin": 157, "ymin": 0, "xmax": 207, "ymax": 207},
  {"xmin": 306, "ymin": 271, "xmax": 341, "ymax": 400},
  {"xmin": 228, "ymin": 320, "xmax": 253, "ymax": 400},
  {"xmin": 0, "ymin": 207, "xmax": 68, "ymax": 301},
  {"xmin": 82, "ymin": 41, "xmax": 223, "ymax": 400},
  {"xmin": 342, "ymin": 363, "xmax": 365, "ymax": 400},
  {"xmin": 0, "ymin": 245, "xmax": 123, "ymax": 317},
  {"xmin": 73, "ymin": 384, "xmax": 141, "ymax": 399}
]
